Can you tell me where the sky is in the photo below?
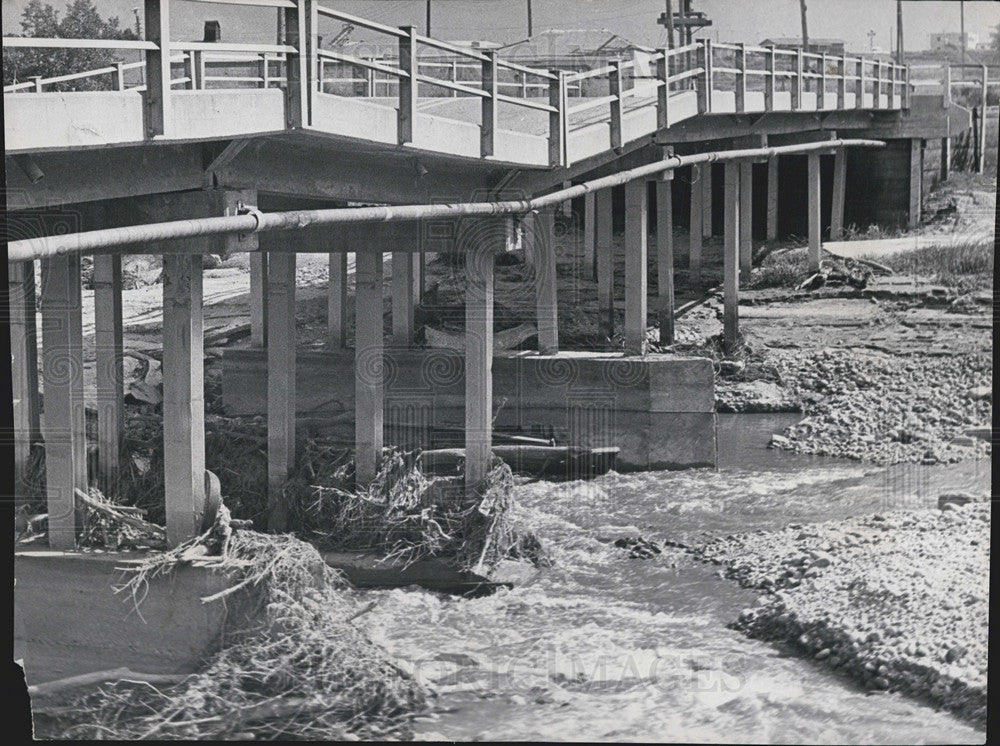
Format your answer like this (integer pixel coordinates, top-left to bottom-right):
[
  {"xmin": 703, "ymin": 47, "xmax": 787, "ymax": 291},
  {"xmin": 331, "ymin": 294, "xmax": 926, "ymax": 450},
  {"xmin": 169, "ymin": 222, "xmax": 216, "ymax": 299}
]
[{"xmin": 3, "ymin": 0, "xmax": 999, "ymax": 53}]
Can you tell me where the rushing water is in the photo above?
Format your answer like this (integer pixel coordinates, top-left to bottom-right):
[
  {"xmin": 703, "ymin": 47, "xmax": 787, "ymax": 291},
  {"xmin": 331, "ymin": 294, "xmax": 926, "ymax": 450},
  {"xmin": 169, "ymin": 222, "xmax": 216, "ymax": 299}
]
[{"xmin": 357, "ymin": 414, "xmax": 989, "ymax": 743}]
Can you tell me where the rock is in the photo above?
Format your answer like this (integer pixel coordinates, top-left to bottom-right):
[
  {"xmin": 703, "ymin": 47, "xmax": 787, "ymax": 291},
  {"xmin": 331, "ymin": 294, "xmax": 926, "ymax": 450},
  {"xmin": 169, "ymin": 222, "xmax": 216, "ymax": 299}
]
[
  {"xmin": 938, "ymin": 493, "xmax": 975, "ymax": 510},
  {"xmin": 945, "ymin": 645, "xmax": 968, "ymax": 663},
  {"xmin": 815, "ymin": 648, "xmax": 832, "ymax": 660},
  {"xmin": 969, "ymin": 386, "xmax": 991, "ymax": 401},
  {"xmin": 769, "ymin": 434, "xmax": 792, "ymax": 449},
  {"xmin": 964, "ymin": 426, "xmax": 991, "ymax": 442},
  {"xmin": 808, "ymin": 550, "xmax": 835, "ymax": 569},
  {"xmin": 949, "ymin": 436, "xmax": 976, "ymax": 448}
]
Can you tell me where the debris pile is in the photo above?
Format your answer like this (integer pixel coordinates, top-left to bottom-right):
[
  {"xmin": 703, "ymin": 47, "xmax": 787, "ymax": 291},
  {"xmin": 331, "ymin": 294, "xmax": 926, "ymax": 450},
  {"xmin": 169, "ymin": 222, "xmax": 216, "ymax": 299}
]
[
  {"xmin": 294, "ymin": 448, "xmax": 548, "ymax": 574},
  {"xmin": 31, "ymin": 509, "xmax": 428, "ymax": 740}
]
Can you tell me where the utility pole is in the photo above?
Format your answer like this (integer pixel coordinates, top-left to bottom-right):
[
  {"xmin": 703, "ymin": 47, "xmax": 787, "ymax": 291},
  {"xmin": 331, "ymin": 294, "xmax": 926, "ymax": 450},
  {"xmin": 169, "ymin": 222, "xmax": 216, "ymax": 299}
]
[
  {"xmin": 664, "ymin": 0, "xmax": 675, "ymax": 49},
  {"xmin": 960, "ymin": 0, "xmax": 966, "ymax": 68},
  {"xmin": 426, "ymin": 0, "xmax": 431, "ymax": 36},
  {"xmin": 896, "ymin": 0, "xmax": 904, "ymax": 64},
  {"xmin": 799, "ymin": 0, "xmax": 809, "ymax": 52},
  {"xmin": 527, "ymin": 0, "xmax": 533, "ymax": 37}
]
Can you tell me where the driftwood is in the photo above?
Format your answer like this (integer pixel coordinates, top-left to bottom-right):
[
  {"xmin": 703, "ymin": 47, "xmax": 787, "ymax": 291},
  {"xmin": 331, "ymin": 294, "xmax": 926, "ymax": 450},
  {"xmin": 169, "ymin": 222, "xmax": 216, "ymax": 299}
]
[
  {"xmin": 425, "ymin": 322, "xmax": 537, "ymax": 351},
  {"xmin": 419, "ymin": 445, "xmax": 619, "ymax": 481},
  {"xmin": 74, "ymin": 489, "xmax": 166, "ymax": 541},
  {"xmin": 28, "ymin": 667, "xmax": 189, "ymax": 698}
]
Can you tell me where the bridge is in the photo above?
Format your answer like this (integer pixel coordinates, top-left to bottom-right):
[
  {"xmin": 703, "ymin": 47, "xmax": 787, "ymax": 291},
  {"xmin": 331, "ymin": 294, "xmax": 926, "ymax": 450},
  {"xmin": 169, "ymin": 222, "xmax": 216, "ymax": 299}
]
[{"xmin": 5, "ymin": 0, "xmax": 972, "ymax": 551}]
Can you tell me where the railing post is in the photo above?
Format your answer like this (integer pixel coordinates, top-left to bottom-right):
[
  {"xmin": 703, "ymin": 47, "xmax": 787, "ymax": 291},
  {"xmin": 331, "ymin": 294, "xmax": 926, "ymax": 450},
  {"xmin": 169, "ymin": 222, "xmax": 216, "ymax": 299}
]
[
  {"xmin": 978, "ymin": 64, "xmax": 989, "ymax": 173},
  {"xmin": 735, "ymin": 42, "xmax": 746, "ymax": 113},
  {"xmin": 260, "ymin": 53, "xmax": 270, "ymax": 88},
  {"xmin": 793, "ymin": 47, "xmax": 803, "ymax": 109},
  {"xmin": 838, "ymin": 54, "xmax": 847, "ymax": 108},
  {"xmin": 697, "ymin": 39, "xmax": 713, "ymax": 113},
  {"xmin": 283, "ymin": 1, "xmax": 311, "ymax": 128},
  {"xmin": 31, "ymin": 75, "xmax": 43, "ymax": 92},
  {"xmin": 143, "ymin": 0, "xmax": 171, "ymax": 137},
  {"xmin": 874, "ymin": 59, "xmax": 881, "ymax": 109},
  {"xmin": 548, "ymin": 70, "xmax": 567, "ymax": 166},
  {"xmin": 856, "ymin": 58, "xmax": 866, "ymax": 109},
  {"xmin": 184, "ymin": 51, "xmax": 195, "ymax": 89},
  {"xmin": 818, "ymin": 52, "xmax": 827, "ymax": 109},
  {"xmin": 656, "ymin": 48, "xmax": 670, "ymax": 129},
  {"xmin": 481, "ymin": 50, "xmax": 497, "ymax": 157},
  {"xmin": 112, "ymin": 61, "xmax": 126, "ymax": 91},
  {"xmin": 193, "ymin": 50, "xmax": 205, "ymax": 89},
  {"xmin": 764, "ymin": 45, "xmax": 775, "ymax": 111},
  {"xmin": 609, "ymin": 60, "xmax": 623, "ymax": 151},
  {"xmin": 398, "ymin": 25, "xmax": 418, "ymax": 144},
  {"xmin": 903, "ymin": 63, "xmax": 910, "ymax": 109}
]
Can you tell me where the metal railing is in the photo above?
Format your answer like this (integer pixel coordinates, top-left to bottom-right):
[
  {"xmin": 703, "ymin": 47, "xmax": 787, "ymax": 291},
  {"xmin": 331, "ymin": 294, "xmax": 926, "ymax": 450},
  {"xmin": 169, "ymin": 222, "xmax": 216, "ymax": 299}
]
[{"xmin": 3, "ymin": 0, "xmax": 910, "ymax": 167}]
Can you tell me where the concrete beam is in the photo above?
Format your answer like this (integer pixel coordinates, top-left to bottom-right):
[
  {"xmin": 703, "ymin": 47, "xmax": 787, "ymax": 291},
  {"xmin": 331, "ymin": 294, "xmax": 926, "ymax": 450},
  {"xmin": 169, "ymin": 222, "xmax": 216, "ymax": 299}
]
[
  {"xmin": 9, "ymin": 261, "xmax": 41, "ymax": 500},
  {"xmin": 807, "ymin": 153, "xmax": 822, "ymax": 272},
  {"xmin": 93, "ymin": 255, "xmax": 124, "ymax": 497},
  {"xmin": 722, "ymin": 162, "xmax": 740, "ymax": 353},
  {"xmin": 161, "ymin": 254, "xmax": 205, "ymax": 547},
  {"xmin": 595, "ymin": 189, "xmax": 614, "ymax": 337},
  {"xmin": 624, "ymin": 179, "xmax": 649, "ymax": 356},
  {"xmin": 267, "ymin": 252, "xmax": 297, "ymax": 531},
  {"xmin": 354, "ymin": 250, "xmax": 384, "ymax": 486},
  {"xmin": 39, "ymin": 255, "xmax": 87, "ymax": 549},
  {"xmin": 535, "ymin": 207, "xmax": 559, "ymax": 355}
]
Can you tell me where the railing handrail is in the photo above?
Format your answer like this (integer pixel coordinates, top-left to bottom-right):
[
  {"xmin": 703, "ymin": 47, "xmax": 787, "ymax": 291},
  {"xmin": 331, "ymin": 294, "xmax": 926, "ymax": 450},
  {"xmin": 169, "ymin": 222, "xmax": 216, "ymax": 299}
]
[{"xmin": 2, "ymin": 36, "xmax": 158, "ymax": 50}]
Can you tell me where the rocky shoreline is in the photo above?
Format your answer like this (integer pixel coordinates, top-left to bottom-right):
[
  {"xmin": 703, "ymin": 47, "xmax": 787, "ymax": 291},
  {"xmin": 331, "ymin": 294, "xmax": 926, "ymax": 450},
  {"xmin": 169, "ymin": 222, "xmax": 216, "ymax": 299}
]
[{"xmin": 687, "ymin": 495, "xmax": 990, "ymax": 728}]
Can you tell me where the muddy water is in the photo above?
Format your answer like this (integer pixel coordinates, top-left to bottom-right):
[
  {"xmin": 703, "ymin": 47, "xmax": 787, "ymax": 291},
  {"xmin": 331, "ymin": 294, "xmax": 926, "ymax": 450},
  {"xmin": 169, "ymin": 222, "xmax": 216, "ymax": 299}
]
[{"xmin": 358, "ymin": 414, "xmax": 989, "ymax": 743}]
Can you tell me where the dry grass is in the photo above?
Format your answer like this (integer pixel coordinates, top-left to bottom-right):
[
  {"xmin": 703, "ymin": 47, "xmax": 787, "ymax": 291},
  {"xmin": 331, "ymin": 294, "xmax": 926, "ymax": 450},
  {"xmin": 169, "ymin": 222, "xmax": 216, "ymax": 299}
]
[
  {"xmin": 750, "ymin": 248, "xmax": 811, "ymax": 289},
  {"xmin": 874, "ymin": 240, "xmax": 994, "ymax": 293},
  {"xmin": 33, "ymin": 526, "xmax": 428, "ymax": 740}
]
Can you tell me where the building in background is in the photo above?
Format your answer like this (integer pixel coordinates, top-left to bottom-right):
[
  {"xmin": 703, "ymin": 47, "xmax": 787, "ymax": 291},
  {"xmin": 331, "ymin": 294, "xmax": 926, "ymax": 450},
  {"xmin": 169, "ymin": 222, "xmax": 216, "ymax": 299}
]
[{"xmin": 759, "ymin": 37, "xmax": 846, "ymax": 55}]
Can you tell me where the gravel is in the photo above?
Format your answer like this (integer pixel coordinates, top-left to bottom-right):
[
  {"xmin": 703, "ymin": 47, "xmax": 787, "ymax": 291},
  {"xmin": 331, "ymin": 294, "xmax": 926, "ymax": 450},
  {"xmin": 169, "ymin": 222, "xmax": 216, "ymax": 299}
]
[
  {"xmin": 688, "ymin": 496, "xmax": 990, "ymax": 727},
  {"xmin": 767, "ymin": 348, "xmax": 992, "ymax": 464}
]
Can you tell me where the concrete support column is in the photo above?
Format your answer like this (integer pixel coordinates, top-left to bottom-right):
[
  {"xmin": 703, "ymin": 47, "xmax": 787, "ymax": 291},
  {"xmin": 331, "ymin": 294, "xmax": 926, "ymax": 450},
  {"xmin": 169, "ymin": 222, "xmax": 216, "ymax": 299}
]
[
  {"xmin": 465, "ymin": 230, "xmax": 494, "ymax": 494},
  {"xmin": 535, "ymin": 207, "xmax": 559, "ymax": 355},
  {"xmin": 739, "ymin": 161, "xmax": 753, "ymax": 284},
  {"xmin": 327, "ymin": 252, "xmax": 348, "ymax": 348},
  {"xmin": 9, "ymin": 261, "xmax": 41, "ymax": 500},
  {"xmin": 595, "ymin": 189, "xmax": 614, "ymax": 335},
  {"xmin": 909, "ymin": 138, "xmax": 922, "ymax": 228},
  {"xmin": 267, "ymin": 252, "xmax": 297, "ymax": 531},
  {"xmin": 94, "ymin": 255, "xmax": 124, "ymax": 497},
  {"xmin": 722, "ymin": 162, "xmax": 740, "ymax": 353},
  {"xmin": 766, "ymin": 156, "xmax": 778, "ymax": 241},
  {"xmin": 940, "ymin": 137, "xmax": 951, "ymax": 182},
  {"xmin": 391, "ymin": 250, "xmax": 415, "ymax": 345},
  {"xmin": 656, "ymin": 179, "xmax": 675, "ymax": 346},
  {"xmin": 701, "ymin": 165, "xmax": 713, "ymax": 238},
  {"xmin": 250, "ymin": 252, "xmax": 267, "ymax": 347},
  {"xmin": 39, "ymin": 255, "xmax": 87, "ymax": 549},
  {"xmin": 830, "ymin": 148, "xmax": 847, "ymax": 241},
  {"xmin": 807, "ymin": 153, "xmax": 822, "ymax": 272},
  {"xmin": 354, "ymin": 250, "xmax": 384, "ymax": 486},
  {"xmin": 624, "ymin": 179, "xmax": 648, "ymax": 356},
  {"xmin": 582, "ymin": 190, "xmax": 596, "ymax": 280},
  {"xmin": 162, "ymin": 254, "xmax": 205, "ymax": 548},
  {"xmin": 689, "ymin": 165, "xmax": 704, "ymax": 284}
]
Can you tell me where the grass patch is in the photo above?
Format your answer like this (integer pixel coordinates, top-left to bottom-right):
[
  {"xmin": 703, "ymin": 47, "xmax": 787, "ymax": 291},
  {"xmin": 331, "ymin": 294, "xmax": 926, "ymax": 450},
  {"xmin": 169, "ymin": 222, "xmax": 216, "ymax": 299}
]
[
  {"xmin": 750, "ymin": 248, "xmax": 810, "ymax": 289},
  {"xmin": 874, "ymin": 240, "xmax": 994, "ymax": 293}
]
